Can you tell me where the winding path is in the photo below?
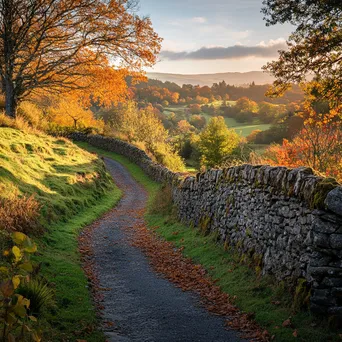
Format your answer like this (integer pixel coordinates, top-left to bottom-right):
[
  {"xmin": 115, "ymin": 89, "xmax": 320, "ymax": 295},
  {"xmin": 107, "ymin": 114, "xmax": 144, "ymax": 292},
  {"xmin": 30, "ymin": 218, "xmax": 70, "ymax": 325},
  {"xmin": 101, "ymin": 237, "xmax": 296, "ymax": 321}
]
[{"xmin": 86, "ymin": 157, "xmax": 244, "ymax": 342}]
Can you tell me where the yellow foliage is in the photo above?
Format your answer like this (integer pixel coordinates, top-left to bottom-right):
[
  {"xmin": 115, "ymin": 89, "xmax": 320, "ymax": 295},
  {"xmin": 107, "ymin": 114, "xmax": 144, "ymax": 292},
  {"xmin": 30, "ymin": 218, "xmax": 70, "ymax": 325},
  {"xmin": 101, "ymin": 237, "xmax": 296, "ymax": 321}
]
[
  {"xmin": 112, "ymin": 101, "xmax": 185, "ymax": 171},
  {"xmin": 48, "ymin": 98, "xmax": 104, "ymax": 131}
]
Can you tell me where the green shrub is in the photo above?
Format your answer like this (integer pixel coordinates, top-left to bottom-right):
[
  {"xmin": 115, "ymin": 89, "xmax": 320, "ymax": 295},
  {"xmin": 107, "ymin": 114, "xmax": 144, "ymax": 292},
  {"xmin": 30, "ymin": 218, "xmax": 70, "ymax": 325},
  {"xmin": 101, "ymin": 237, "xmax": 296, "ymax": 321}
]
[
  {"xmin": 198, "ymin": 116, "xmax": 240, "ymax": 168},
  {"xmin": 154, "ymin": 143, "xmax": 185, "ymax": 172},
  {"xmin": 17, "ymin": 278, "xmax": 55, "ymax": 317},
  {"xmin": 0, "ymin": 232, "xmax": 42, "ymax": 341}
]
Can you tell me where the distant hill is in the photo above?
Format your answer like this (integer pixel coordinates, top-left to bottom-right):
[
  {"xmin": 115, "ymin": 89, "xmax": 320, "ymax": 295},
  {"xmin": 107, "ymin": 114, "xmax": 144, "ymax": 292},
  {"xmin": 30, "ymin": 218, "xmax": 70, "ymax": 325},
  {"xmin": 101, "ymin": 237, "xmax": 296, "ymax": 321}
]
[{"xmin": 146, "ymin": 71, "xmax": 275, "ymax": 87}]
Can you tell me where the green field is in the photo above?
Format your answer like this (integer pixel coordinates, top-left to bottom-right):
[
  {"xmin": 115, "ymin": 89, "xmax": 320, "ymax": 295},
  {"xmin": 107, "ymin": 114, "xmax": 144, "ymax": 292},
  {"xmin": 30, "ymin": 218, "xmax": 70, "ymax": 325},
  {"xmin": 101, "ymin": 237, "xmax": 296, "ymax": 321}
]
[
  {"xmin": 205, "ymin": 100, "xmax": 237, "ymax": 108},
  {"xmin": 201, "ymin": 114, "xmax": 271, "ymax": 137},
  {"xmin": 164, "ymin": 105, "xmax": 271, "ymax": 137},
  {"xmin": 163, "ymin": 105, "xmax": 187, "ymax": 115}
]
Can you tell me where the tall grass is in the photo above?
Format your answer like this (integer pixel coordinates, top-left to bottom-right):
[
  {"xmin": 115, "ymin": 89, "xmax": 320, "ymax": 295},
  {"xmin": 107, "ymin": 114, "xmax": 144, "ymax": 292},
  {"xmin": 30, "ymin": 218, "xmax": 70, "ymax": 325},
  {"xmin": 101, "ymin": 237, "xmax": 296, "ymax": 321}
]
[{"xmin": 0, "ymin": 195, "xmax": 42, "ymax": 234}]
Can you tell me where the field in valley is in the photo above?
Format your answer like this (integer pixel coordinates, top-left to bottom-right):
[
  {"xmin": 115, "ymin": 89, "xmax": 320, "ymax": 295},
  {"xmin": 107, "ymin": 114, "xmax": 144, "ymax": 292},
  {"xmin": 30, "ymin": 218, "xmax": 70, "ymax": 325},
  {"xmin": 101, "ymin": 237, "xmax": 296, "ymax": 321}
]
[{"xmin": 164, "ymin": 104, "xmax": 272, "ymax": 138}]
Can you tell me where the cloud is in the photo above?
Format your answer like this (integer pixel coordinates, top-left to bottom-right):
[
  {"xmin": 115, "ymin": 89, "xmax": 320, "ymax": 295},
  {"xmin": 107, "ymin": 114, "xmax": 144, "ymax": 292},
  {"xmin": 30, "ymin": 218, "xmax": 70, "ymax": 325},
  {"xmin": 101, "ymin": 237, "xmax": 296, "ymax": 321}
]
[
  {"xmin": 191, "ymin": 17, "xmax": 207, "ymax": 24},
  {"xmin": 257, "ymin": 38, "xmax": 286, "ymax": 47},
  {"xmin": 159, "ymin": 40, "xmax": 287, "ymax": 61}
]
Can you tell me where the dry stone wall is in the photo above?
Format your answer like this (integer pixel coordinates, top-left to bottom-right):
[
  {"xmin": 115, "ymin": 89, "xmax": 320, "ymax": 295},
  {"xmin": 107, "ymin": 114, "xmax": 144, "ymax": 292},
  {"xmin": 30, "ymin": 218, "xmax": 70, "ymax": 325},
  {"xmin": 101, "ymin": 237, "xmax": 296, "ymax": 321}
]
[{"xmin": 71, "ymin": 133, "xmax": 342, "ymax": 318}]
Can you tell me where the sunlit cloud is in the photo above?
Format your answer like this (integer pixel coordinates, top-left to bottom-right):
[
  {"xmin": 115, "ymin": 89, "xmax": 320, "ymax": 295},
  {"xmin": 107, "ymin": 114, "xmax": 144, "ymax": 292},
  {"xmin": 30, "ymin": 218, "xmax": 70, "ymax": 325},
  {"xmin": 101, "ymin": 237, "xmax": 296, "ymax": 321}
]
[
  {"xmin": 159, "ymin": 39, "xmax": 287, "ymax": 61},
  {"xmin": 257, "ymin": 38, "xmax": 286, "ymax": 47}
]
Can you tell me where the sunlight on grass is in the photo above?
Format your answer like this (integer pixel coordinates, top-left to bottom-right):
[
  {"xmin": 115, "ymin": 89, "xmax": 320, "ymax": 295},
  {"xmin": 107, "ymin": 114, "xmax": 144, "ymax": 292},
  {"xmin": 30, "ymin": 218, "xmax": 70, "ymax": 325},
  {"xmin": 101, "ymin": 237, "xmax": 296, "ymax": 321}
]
[
  {"xmin": 37, "ymin": 188, "xmax": 121, "ymax": 341},
  {"xmin": 0, "ymin": 128, "xmax": 114, "ymax": 225},
  {"xmin": 0, "ymin": 128, "xmax": 122, "ymax": 341},
  {"xmin": 163, "ymin": 103, "xmax": 271, "ymax": 138}
]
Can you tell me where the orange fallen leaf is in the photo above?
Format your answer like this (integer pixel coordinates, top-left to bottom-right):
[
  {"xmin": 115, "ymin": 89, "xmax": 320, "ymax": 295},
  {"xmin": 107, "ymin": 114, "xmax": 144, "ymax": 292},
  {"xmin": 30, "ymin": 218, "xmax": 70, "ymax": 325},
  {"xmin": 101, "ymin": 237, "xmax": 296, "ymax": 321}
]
[{"xmin": 282, "ymin": 319, "xmax": 291, "ymax": 328}]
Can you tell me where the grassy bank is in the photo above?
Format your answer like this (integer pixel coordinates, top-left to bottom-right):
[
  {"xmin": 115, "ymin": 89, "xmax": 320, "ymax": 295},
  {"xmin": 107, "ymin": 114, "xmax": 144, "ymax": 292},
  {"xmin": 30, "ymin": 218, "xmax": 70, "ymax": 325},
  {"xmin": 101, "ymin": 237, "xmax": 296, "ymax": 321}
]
[
  {"xmin": 38, "ymin": 189, "xmax": 121, "ymax": 341},
  {"xmin": 77, "ymin": 141, "xmax": 341, "ymax": 342},
  {"xmin": 0, "ymin": 128, "xmax": 121, "ymax": 341},
  {"xmin": 0, "ymin": 128, "xmax": 115, "ymax": 224}
]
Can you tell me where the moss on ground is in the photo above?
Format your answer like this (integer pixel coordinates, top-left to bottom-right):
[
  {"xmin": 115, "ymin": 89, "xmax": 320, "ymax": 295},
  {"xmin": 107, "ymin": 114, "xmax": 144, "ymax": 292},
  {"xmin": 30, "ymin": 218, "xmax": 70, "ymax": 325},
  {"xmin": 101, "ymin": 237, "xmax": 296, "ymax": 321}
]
[{"xmin": 77, "ymin": 141, "xmax": 341, "ymax": 342}]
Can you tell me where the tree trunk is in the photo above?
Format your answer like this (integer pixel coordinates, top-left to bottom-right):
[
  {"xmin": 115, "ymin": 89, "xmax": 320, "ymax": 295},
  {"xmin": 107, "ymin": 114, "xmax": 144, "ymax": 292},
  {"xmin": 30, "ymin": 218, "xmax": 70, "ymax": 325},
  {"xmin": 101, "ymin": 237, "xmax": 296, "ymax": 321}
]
[{"xmin": 4, "ymin": 80, "xmax": 17, "ymax": 118}]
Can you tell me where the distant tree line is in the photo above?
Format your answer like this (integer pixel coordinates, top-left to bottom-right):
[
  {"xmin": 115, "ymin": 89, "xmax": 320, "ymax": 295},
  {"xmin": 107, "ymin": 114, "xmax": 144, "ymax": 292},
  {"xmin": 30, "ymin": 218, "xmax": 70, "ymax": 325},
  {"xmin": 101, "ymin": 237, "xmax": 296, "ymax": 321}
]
[{"xmin": 129, "ymin": 78, "xmax": 304, "ymax": 106}]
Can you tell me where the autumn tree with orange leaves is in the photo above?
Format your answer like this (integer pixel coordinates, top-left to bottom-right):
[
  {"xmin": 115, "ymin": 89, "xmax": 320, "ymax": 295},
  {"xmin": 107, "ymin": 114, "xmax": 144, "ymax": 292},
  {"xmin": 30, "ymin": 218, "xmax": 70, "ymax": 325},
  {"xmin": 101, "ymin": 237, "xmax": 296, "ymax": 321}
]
[
  {"xmin": 263, "ymin": 103, "xmax": 342, "ymax": 180},
  {"xmin": 0, "ymin": 0, "xmax": 161, "ymax": 117}
]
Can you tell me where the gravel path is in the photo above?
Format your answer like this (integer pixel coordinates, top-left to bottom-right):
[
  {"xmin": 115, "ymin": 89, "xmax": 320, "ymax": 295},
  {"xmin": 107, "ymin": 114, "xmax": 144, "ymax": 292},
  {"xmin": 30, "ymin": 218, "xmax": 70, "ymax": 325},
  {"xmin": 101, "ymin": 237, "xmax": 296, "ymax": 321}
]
[{"xmin": 88, "ymin": 157, "xmax": 244, "ymax": 342}]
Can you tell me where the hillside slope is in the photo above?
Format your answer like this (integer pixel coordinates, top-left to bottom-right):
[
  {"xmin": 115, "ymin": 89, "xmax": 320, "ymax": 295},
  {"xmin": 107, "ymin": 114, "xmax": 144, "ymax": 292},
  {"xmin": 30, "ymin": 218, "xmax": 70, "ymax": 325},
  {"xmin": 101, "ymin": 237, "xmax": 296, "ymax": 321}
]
[
  {"xmin": 0, "ymin": 127, "xmax": 121, "ymax": 341},
  {"xmin": 147, "ymin": 71, "xmax": 275, "ymax": 86},
  {"xmin": 0, "ymin": 127, "xmax": 114, "ymax": 227}
]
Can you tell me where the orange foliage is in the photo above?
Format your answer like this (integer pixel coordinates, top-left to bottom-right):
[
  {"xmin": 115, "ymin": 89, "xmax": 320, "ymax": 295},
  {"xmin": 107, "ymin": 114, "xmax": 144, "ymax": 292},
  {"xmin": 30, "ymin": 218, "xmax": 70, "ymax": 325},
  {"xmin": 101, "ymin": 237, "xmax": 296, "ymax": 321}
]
[
  {"xmin": 48, "ymin": 98, "xmax": 103, "ymax": 130},
  {"xmin": 177, "ymin": 120, "xmax": 193, "ymax": 134},
  {"xmin": 263, "ymin": 105, "xmax": 342, "ymax": 181},
  {"xmin": 1, "ymin": 0, "xmax": 162, "ymax": 117}
]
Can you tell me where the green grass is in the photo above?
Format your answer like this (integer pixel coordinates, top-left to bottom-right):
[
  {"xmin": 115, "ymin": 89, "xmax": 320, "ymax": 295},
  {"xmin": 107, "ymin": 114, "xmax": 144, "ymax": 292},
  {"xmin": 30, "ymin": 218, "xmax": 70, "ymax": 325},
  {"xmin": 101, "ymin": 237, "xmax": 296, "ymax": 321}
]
[
  {"xmin": 0, "ymin": 128, "xmax": 115, "ymax": 225},
  {"xmin": 232, "ymin": 123, "xmax": 272, "ymax": 137},
  {"xmin": 37, "ymin": 188, "xmax": 121, "ymax": 341},
  {"xmin": 209, "ymin": 100, "xmax": 236, "ymax": 108},
  {"xmin": 77, "ymin": 141, "xmax": 341, "ymax": 342},
  {"xmin": 201, "ymin": 114, "xmax": 272, "ymax": 137},
  {"xmin": 163, "ymin": 104, "xmax": 271, "ymax": 138},
  {"xmin": 184, "ymin": 165, "xmax": 197, "ymax": 173},
  {"xmin": 0, "ymin": 128, "xmax": 122, "ymax": 341}
]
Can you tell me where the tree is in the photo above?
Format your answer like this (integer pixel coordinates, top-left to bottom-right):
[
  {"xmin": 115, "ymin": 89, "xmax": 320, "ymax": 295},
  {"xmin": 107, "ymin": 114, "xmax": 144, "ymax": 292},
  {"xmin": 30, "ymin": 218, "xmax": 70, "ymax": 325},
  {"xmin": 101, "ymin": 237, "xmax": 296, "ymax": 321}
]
[
  {"xmin": 189, "ymin": 104, "xmax": 202, "ymax": 114},
  {"xmin": 171, "ymin": 92, "xmax": 180, "ymax": 104},
  {"xmin": 177, "ymin": 120, "xmax": 193, "ymax": 134},
  {"xmin": 111, "ymin": 101, "xmax": 185, "ymax": 171},
  {"xmin": 49, "ymin": 98, "xmax": 101, "ymax": 129},
  {"xmin": 235, "ymin": 97, "xmax": 258, "ymax": 113},
  {"xmin": 246, "ymin": 129, "xmax": 262, "ymax": 143},
  {"xmin": 264, "ymin": 106, "xmax": 342, "ymax": 180},
  {"xmin": 0, "ymin": 0, "xmax": 161, "ymax": 117},
  {"xmin": 189, "ymin": 114, "xmax": 206, "ymax": 130},
  {"xmin": 198, "ymin": 116, "xmax": 240, "ymax": 168},
  {"xmin": 262, "ymin": 0, "xmax": 342, "ymax": 104},
  {"xmin": 258, "ymin": 101, "xmax": 283, "ymax": 123}
]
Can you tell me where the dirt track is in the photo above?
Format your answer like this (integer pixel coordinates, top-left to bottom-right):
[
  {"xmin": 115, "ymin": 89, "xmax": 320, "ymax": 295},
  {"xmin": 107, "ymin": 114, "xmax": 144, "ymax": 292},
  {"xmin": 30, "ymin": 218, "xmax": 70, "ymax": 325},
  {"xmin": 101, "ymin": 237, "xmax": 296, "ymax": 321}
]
[{"xmin": 80, "ymin": 157, "xmax": 244, "ymax": 342}]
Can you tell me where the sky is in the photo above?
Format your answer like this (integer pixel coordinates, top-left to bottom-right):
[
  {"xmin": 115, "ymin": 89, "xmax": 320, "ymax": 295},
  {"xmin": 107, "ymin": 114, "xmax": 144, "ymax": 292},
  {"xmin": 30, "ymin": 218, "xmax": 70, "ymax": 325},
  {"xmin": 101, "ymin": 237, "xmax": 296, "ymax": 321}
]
[{"xmin": 138, "ymin": 0, "xmax": 293, "ymax": 74}]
